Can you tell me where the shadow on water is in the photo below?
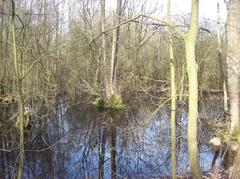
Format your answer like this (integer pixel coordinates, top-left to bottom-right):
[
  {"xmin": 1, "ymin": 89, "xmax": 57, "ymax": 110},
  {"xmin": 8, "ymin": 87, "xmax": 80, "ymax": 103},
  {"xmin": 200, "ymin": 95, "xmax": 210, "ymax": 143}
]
[{"xmin": 0, "ymin": 97, "xmax": 223, "ymax": 178}]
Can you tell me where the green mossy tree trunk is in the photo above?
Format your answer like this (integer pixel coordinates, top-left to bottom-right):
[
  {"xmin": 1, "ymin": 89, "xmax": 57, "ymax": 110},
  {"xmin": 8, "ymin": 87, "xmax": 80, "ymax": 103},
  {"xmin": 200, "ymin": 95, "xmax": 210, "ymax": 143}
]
[{"xmin": 11, "ymin": 1, "xmax": 25, "ymax": 179}]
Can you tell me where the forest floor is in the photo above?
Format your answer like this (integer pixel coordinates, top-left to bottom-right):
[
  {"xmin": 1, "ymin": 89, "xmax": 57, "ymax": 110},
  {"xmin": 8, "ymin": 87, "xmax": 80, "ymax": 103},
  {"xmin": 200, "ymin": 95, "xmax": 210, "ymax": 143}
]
[{"xmin": 204, "ymin": 167, "xmax": 231, "ymax": 179}]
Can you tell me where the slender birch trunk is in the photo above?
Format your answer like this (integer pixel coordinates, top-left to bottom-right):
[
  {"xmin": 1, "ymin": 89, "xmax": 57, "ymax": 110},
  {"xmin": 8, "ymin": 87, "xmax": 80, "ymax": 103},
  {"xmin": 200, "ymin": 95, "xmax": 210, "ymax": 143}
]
[
  {"xmin": 100, "ymin": 0, "xmax": 109, "ymax": 97},
  {"xmin": 167, "ymin": 0, "xmax": 176, "ymax": 178},
  {"xmin": 216, "ymin": 3, "xmax": 228, "ymax": 114},
  {"xmin": 109, "ymin": 0, "xmax": 122, "ymax": 96}
]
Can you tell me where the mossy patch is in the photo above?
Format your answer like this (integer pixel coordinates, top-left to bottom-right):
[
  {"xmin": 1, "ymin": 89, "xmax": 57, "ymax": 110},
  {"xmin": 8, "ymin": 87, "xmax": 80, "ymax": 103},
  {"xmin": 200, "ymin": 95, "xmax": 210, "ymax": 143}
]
[
  {"xmin": 93, "ymin": 97, "xmax": 105, "ymax": 107},
  {"xmin": 92, "ymin": 94, "xmax": 124, "ymax": 111},
  {"xmin": 92, "ymin": 97, "xmax": 105, "ymax": 112},
  {"xmin": 106, "ymin": 94, "xmax": 124, "ymax": 110},
  {"xmin": 223, "ymin": 130, "xmax": 240, "ymax": 143}
]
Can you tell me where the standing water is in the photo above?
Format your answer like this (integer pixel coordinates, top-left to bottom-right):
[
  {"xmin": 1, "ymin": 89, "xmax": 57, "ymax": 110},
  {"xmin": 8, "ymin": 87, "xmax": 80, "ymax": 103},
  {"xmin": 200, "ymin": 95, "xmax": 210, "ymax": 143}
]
[{"xmin": 0, "ymin": 97, "xmax": 223, "ymax": 178}]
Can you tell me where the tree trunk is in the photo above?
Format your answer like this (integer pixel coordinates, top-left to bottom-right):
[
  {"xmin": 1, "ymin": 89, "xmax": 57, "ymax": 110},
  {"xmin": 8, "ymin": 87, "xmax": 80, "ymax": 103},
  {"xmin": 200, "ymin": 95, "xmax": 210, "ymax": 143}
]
[
  {"xmin": 226, "ymin": 0, "xmax": 240, "ymax": 132},
  {"xmin": 100, "ymin": 0, "xmax": 109, "ymax": 97},
  {"xmin": 0, "ymin": 0, "xmax": 5, "ymax": 95},
  {"xmin": 185, "ymin": 40, "xmax": 202, "ymax": 179},
  {"xmin": 185, "ymin": 0, "xmax": 202, "ymax": 178},
  {"xmin": 11, "ymin": 1, "xmax": 25, "ymax": 179},
  {"xmin": 230, "ymin": 147, "xmax": 240, "ymax": 179},
  {"xmin": 217, "ymin": 3, "xmax": 228, "ymax": 114},
  {"xmin": 109, "ymin": 0, "xmax": 122, "ymax": 96},
  {"xmin": 226, "ymin": 1, "xmax": 240, "ymax": 176},
  {"xmin": 54, "ymin": 0, "xmax": 60, "ymax": 73},
  {"xmin": 168, "ymin": 0, "xmax": 176, "ymax": 178}
]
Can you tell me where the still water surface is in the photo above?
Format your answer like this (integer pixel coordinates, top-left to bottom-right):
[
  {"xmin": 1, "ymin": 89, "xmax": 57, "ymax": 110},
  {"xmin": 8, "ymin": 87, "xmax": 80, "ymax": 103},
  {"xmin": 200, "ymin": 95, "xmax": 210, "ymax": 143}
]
[{"xmin": 0, "ymin": 98, "xmax": 223, "ymax": 178}]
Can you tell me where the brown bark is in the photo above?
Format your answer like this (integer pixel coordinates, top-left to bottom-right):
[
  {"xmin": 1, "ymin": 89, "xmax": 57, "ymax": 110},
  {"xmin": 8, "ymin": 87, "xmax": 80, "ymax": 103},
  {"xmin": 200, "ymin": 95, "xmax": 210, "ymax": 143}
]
[
  {"xmin": 0, "ymin": 0, "xmax": 5, "ymax": 95},
  {"xmin": 230, "ymin": 145, "xmax": 240, "ymax": 179}
]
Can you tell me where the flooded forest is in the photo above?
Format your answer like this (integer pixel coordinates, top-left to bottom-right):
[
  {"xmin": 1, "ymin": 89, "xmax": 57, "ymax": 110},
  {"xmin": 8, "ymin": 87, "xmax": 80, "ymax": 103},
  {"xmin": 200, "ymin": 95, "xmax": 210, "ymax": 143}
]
[{"xmin": 1, "ymin": 0, "xmax": 240, "ymax": 178}]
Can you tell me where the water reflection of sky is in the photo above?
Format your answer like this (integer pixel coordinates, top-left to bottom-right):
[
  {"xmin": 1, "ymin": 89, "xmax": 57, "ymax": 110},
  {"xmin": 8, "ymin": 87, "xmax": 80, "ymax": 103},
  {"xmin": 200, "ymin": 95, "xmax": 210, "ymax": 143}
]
[
  {"xmin": 52, "ymin": 101, "xmax": 219, "ymax": 178},
  {"xmin": 0, "ymin": 99, "xmax": 222, "ymax": 178}
]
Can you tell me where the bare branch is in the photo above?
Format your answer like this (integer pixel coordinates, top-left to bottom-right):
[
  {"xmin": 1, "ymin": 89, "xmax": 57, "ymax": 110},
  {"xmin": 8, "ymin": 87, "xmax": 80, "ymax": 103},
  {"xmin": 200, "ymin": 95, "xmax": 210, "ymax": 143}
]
[
  {"xmin": 88, "ymin": 13, "xmax": 191, "ymax": 46},
  {"xmin": 21, "ymin": 54, "xmax": 49, "ymax": 81}
]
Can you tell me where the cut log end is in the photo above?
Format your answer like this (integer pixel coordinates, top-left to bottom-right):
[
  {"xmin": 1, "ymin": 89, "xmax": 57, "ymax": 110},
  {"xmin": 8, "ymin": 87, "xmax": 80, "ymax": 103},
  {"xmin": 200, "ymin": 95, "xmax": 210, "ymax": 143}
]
[{"xmin": 209, "ymin": 137, "xmax": 222, "ymax": 151}]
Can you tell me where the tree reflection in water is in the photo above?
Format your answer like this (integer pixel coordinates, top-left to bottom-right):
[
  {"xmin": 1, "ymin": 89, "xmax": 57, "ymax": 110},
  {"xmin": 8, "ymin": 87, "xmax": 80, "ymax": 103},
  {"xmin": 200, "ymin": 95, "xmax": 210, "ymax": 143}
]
[{"xmin": 0, "ymin": 98, "xmax": 222, "ymax": 178}]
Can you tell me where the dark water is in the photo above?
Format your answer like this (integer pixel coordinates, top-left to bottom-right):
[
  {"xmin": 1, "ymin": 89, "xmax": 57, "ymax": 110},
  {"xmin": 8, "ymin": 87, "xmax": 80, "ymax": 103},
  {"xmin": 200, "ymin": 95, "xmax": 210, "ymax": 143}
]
[{"xmin": 0, "ymin": 98, "xmax": 223, "ymax": 179}]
